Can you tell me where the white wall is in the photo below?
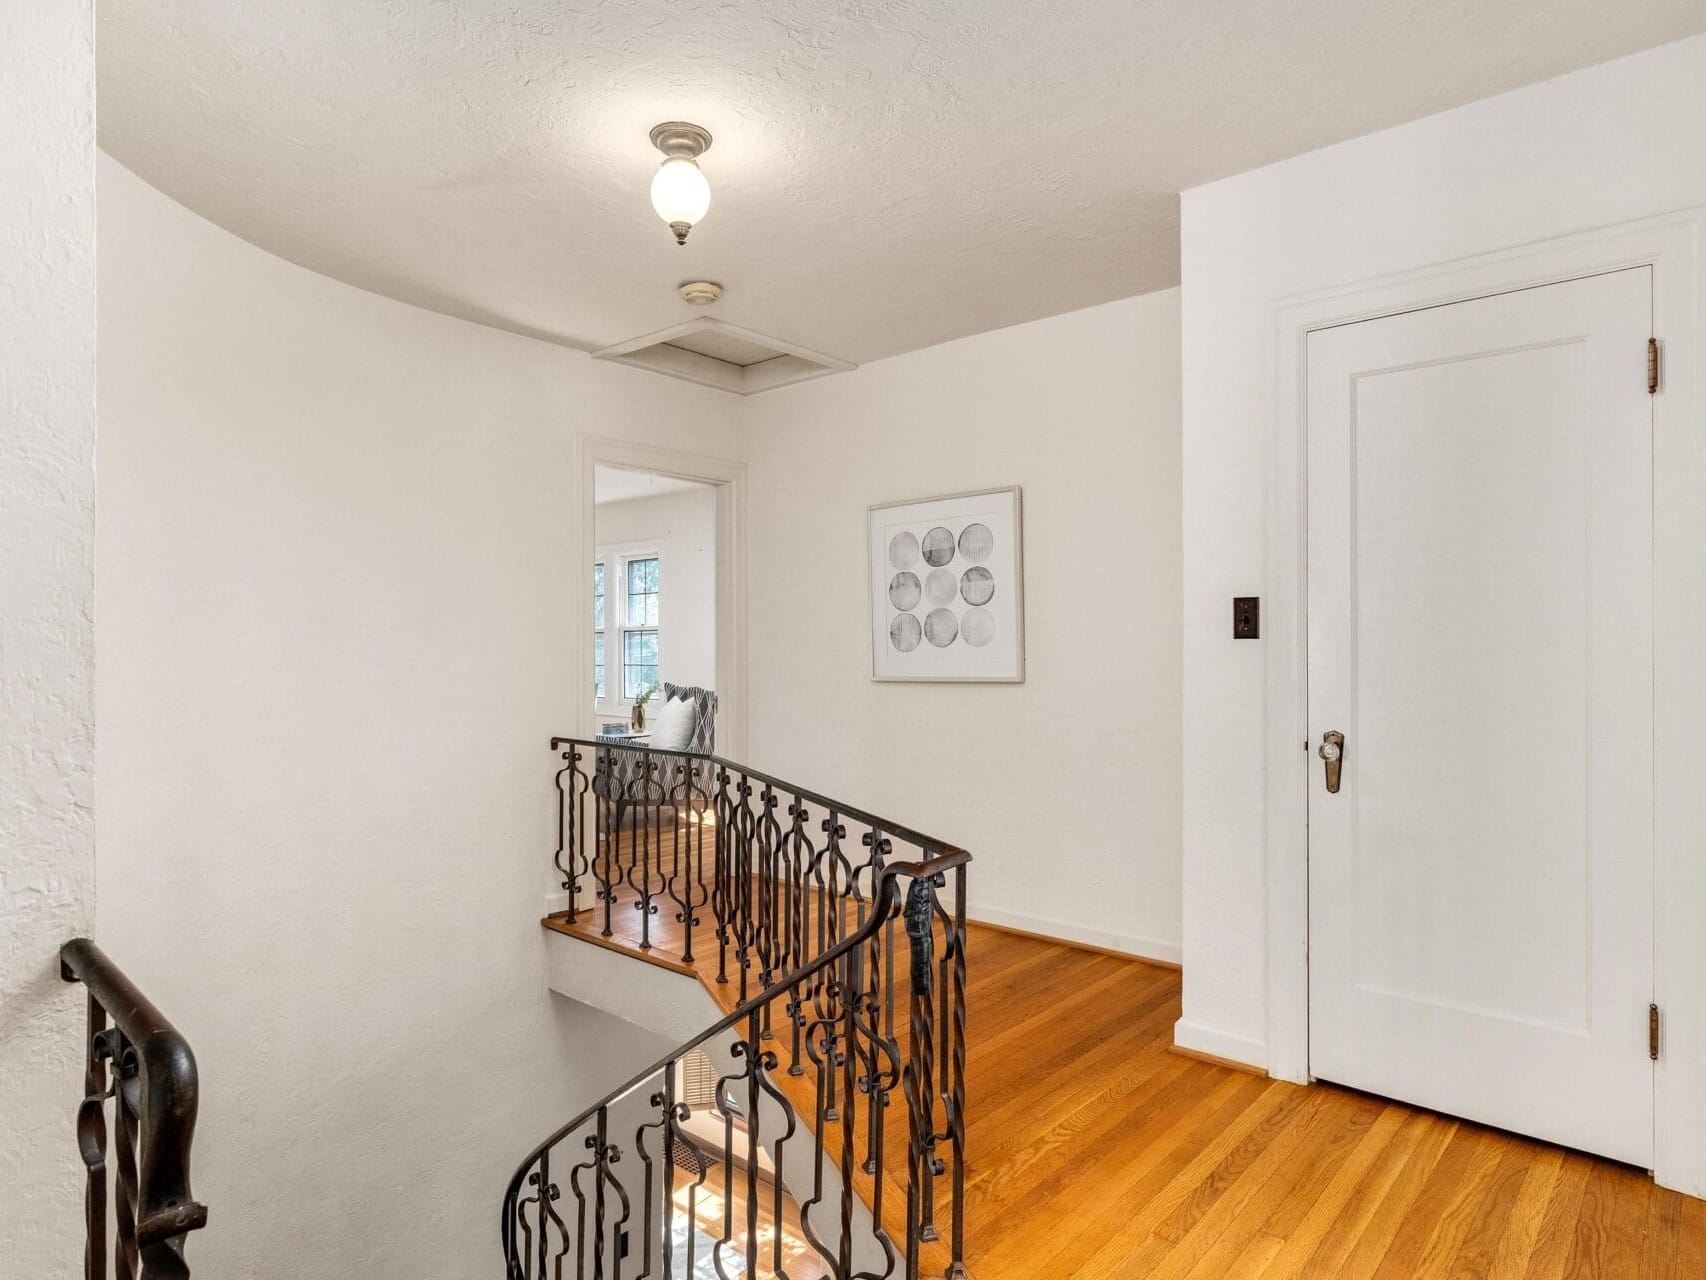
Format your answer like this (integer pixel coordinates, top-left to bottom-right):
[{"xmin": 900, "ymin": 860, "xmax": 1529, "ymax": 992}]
[
  {"xmin": 95, "ymin": 155, "xmax": 744, "ymax": 1278},
  {"xmin": 1180, "ymin": 34, "xmax": 1706, "ymax": 1187},
  {"xmin": 596, "ymin": 486, "xmax": 719, "ymax": 703},
  {"xmin": 742, "ymin": 291, "xmax": 1182, "ymax": 962},
  {"xmin": 0, "ymin": 5, "xmax": 96, "ymax": 1276}
]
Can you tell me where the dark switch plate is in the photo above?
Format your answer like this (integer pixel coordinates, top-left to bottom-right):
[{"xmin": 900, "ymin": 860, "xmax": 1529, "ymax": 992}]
[{"xmin": 1233, "ymin": 597, "xmax": 1260, "ymax": 639}]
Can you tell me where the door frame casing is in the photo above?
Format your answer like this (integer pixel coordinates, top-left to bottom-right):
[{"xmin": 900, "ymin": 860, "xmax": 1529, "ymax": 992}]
[
  {"xmin": 576, "ymin": 436, "xmax": 748, "ymax": 758},
  {"xmin": 1264, "ymin": 211, "xmax": 1705, "ymax": 1196}
]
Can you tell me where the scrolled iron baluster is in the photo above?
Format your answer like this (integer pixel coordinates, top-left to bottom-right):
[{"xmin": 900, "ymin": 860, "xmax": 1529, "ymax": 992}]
[
  {"xmin": 591, "ymin": 1109, "xmax": 615, "ymax": 1280},
  {"xmin": 903, "ymin": 876, "xmax": 943, "ymax": 1267},
  {"xmin": 731, "ymin": 774, "xmax": 758, "ymax": 1002},
  {"xmin": 843, "ymin": 872, "xmax": 901, "ymax": 1278},
  {"xmin": 712, "ymin": 764, "xmax": 734, "ymax": 984},
  {"xmin": 810, "ymin": 814, "xmax": 854, "ymax": 1122},
  {"xmin": 619, "ymin": 749, "xmax": 668, "ymax": 953},
  {"xmin": 113, "ymin": 1038, "xmax": 140, "ymax": 1280},
  {"xmin": 796, "ymin": 1006, "xmax": 845, "ymax": 1273},
  {"xmin": 593, "ymin": 749, "xmax": 622, "ymax": 939},
  {"xmin": 712, "ymin": 1040, "xmax": 754, "ymax": 1280},
  {"xmin": 603, "ymin": 1136, "xmax": 632, "ymax": 1280},
  {"xmin": 783, "ymin": 796, "xmax": 817, "ymax": 1075},
  {"xmin": 838, "ymin": 944, "xmax": 860, "ymax": 1279},
  {"xmin": 665, "ymin": 1079, "xmax": 712, "ymax": 1280},
  {"xmin": 537, "ymin": 1156, "xmax": 552, "ymax": 1280},
  {"xmin": 661, "ymin": 758, "xmax": 687, "ymax": 961},
  {"xmin": 634, "ymin": 1075, "xmax": 678, "ymax": 1280},
  {"xmin": 745, "ymin": 1024, "xmax": 762, "ymax": 1280},
  {"xmin": 933, "ymin": 865, "xmax": 970, "ymax": 1279},
  {"xmin": 522, "ymin": 1154, "xmax": 570, "ymax": 1280},
  {"xmin": 516, "ymin": 1167, "xmax": 542, "ymax": 1279},
  {"xmin": 664, "ymin": 759, "xmax": 712, "ymax": 965},
  {"xmin": 754, "ymin": 1044, "xmax": 797, "ymax": 1280},
  {"xmin": 753, "ymin": 782, "xmax": 784, "ymax": 1027},
  {"xmin": 555, "ymin": 744, "xmax": 590, "ymax": 923},
  {"xmin": 78, "ymin": 997, "xmax": 111, "ymax": 1280},
  {"xmin": 858, "ymin": 832, "xmax": 898, "ymax": 1179},
  {"xmin": 568, "ymin": 1134, "xmax": 600, "ymax": 1280}
]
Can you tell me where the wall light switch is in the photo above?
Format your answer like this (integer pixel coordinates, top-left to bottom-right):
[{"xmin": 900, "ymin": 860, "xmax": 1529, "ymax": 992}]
[{"xmin": 1233, "ymin": 597, "xmax": 1260, "ymax": 639}]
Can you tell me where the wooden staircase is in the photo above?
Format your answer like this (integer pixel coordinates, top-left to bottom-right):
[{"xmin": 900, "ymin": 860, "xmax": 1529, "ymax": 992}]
[
  {"xmin": 516, "ymin": 739, "xmax": 1706, "ymax": 1279},
  {"xmin": 545, "ymin": 860, "xmax": 957, "ymax": 1278},
  {"xmin": 506, "ymin": 739, "xmax": 970, "ymax": 1280}
]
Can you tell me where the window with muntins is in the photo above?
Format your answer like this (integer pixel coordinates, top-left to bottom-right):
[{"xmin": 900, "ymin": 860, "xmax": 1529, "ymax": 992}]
[
  {"xmin": 592, "ymin": 551, "xmax": 661, "ymax": 706},
  {"xmin": 623, "ymin": 556, "xmax": 660, "ymax": 698},
  {"xmin": 593, "ymin": 562, "xmax": 606, "ymax": 700}
]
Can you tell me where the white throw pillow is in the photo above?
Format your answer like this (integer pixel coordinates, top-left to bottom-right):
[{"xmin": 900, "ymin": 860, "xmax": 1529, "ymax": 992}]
[{"xmin": 649, "ymin": 695, "xmax": 696, "ymax": 752}]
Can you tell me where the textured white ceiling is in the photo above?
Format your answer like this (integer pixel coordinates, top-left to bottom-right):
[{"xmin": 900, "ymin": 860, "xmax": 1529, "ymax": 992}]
[{"xmin": 100, "ymin": 1, "xmax": 1706, "ymax": 365}]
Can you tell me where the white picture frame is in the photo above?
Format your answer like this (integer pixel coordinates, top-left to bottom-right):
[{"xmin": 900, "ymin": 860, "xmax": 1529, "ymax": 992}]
[{"xmin": 868, "ymin": 486, "xmax": 1025, "ymax": 683}]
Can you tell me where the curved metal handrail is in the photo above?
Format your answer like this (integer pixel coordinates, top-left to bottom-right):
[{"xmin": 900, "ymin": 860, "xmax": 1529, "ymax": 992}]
[
  {"xmin": 517, "ymin": 742, "xmax": 972, "ymax": 1280},
  {"xmin": 550, "ymin": 736, "xmax": 967, "ymax": 859},
  {"xmin": 61, "ymin": 937, "xmax": 207, "ymax": 1279},
  {"xmin": 503, "ymin": 849, "xmax": 966, "ymax": 1205}
]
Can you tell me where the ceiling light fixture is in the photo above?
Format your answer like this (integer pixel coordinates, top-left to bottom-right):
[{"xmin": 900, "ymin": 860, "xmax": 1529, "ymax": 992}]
[
  {"xmin": 648, "ymin": 122, "xmax": 712, "ymax": 245},
  {"xmin": 679, "ymin": 281, "xmax": 723, "ymax": 305}
]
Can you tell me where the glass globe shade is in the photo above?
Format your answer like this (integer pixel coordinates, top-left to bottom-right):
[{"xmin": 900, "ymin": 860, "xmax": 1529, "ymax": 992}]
[{"xmin": 650, "ymin": 157, "xmax": 711, "ymax": 228}]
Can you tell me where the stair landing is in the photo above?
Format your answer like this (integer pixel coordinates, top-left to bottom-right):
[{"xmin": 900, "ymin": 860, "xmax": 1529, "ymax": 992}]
[{"xmin": 545, "ymin": 891, "xmax": 1706, "ymax": 1279}]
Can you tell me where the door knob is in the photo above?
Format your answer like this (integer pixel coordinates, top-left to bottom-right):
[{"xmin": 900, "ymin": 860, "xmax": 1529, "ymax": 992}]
[{"xmin": 1318, "ymin": 731, "xmax": 1345, "ymax": 794}]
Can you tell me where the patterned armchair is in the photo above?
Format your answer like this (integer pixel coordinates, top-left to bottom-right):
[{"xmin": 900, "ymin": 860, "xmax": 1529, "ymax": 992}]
[
  {"xmin": 660, "ymin": 682, "xmax": 718, "ymax": 757},
  {"xmin": 594, "ymin": 683, "xmax": 719, "ymax": 817}
]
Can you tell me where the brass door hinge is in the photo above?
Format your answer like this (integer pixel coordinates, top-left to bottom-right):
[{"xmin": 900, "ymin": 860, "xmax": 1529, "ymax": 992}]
[
  {"xmin": 1650, "ymin": 1004, "xmax": 1660, "ymax": 1060},
  {"xmin": 1648, "ymin": 338, "xmax": 1660, "ymax": 395}
]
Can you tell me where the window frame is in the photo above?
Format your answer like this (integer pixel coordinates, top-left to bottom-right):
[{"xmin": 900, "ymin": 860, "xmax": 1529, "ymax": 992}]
[
  {"xmin": 592, "ymin": 560, "xmax": 606, "ymax": 702},
  {"xmin": 592, "ymin": 542, "xmax": 662, "ymax": 711},
  {"xmin": 621, "ymin": 555, "xmax": 660, "ymax": 700}
]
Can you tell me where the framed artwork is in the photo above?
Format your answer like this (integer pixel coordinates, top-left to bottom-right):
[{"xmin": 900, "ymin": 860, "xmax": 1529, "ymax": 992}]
[{"xmin": 868, "ymin": 486, "xmax": 1025, "ymax": 682}]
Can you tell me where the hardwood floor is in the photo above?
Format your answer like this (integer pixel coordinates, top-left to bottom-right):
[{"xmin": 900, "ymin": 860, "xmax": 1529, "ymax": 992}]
[{"xmin": 545, "ymin": 881, "xmax": 1705, "ymax": 1278}]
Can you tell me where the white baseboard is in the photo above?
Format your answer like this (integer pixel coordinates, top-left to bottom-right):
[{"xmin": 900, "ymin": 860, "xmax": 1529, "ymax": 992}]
[
  {"xmin": 543, "ymin": 890, "xmax": 572, "ymax": 916},
  {"xmin": 969, "ymin": 906, "xmax": 1181, "ymax": 967},
  {"xmin": 1172, "ymin": 1017, "xmax": 1269, "ymax": 1072}
]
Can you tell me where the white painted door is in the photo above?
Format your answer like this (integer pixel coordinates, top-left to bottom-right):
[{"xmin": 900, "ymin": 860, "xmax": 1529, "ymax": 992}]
[{"xmin": 1306, "ymin": 269, "xmax": 1654, "ymax": 1166}]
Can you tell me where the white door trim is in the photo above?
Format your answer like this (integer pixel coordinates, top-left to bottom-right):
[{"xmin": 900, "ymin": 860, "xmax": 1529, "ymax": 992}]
[
  {"xmin": 577, "ymin": 436, "xmax": 748, "ymax": 758},
  {"xmin": 1264, "ymin": 210, "xmax": 1705, "ymax": 1196}
]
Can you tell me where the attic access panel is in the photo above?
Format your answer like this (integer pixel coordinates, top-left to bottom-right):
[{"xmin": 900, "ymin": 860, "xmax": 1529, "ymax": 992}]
[{"xmin": 593, "ymin": 317, "xmax": 854, "ymax": 395}]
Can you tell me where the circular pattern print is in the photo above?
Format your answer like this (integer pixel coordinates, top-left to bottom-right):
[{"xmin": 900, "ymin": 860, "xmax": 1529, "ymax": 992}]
[
  {"xmin": 960, "ymin": 565, "xmax": 995, "ymax": 606},
  {"xmin": 924, "ymin": 608, "xmax": 959, "ymax": 648},
  {"xmin": 890, "ymin": 612, "xmax": 922, "ymax": 652},
  {"xmin": 960, "ymin": 606, "xmax": 996, "ymax": 647},
  {"xmin": 888, "ymin": 571, "xmax": 922, "ymax": 611},
  {"xmin": 958, "ymin": 522, "xmax": 995, "ymax": 562},
  {"xmin": 924, "ymin": 567, "xmax": 958, "ymax": 607},
  {"xmin": 921, "ymin": 526, "xmax": 956, "ymax": 567},
  {"xmin": 888, "ymin": 531, "xmax": 920, "ymax": 570}
]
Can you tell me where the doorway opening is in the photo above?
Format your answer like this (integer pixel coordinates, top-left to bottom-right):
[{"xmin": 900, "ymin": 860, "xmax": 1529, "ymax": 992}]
[{"xmin": 592, "ymin": 464, "xmax": 723, "ymax": 752}]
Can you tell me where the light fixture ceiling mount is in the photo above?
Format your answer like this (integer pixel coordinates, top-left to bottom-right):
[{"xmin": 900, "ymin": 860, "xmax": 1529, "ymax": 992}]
[
  {"xmin": 679, "ymin": 281, "xmax": 723, "ymax": 305},
  {"xmin": 648, "ymin": 122, "xmax": 712, "ymax": 245}
]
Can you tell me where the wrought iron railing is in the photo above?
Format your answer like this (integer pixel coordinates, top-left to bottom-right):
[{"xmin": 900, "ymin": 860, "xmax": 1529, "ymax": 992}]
[
  {"xmin": 509, "ymin": 740, "xmax": 970, "ymax": 1279},
  {"xmin": 60, "ymin": 937, "xmax": 207, "ymax": 1280}
]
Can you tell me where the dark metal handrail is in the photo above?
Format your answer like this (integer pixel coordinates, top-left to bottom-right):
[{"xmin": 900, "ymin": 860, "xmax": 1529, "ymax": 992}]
[
  {"xmin": 550, "ymin": 736, "xmax": 964, "ymax": 859},
  {"xmin": 514, "ymin": 743, "xmax": 972, "ymax": 1280},
  {"xmin": 506, "ymin": 849, "xmax": 966, "ymax": 1183},
  {"xmin": 61, "ymin": 938, "xmax": 207, "ymax": 1280}
]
